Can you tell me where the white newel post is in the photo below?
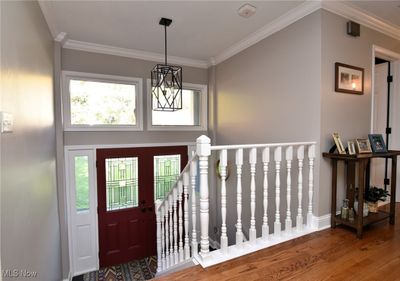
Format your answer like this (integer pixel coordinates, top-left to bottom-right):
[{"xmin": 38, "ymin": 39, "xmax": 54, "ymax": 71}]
[
  {"xmin": 178, "ymin": 181, "xmax": 184, "ymax": 262},
  {"xmin": 165, "ymin": 202, "xmax": 170, "ymax": 268},
  {"xmin": 156, "ymin": 205, "xmax": 162, "ymax": 272},
  {"xmin": 235, "ymin": 149, "xmax": 243, "ymax": 246},
  {"xmin": 196, "ymin": 135, "xmax": 211, "ymax": 256},
  {"xmin": 274, "ymin": 147, "xmax": 282, "ymax": 237},
  {"xmin": 262, "ymin": 147, "xmax": 270, "ymax": 240},
  {"xmin": 183, "ymin": 172, "xmax": 190, "ymax": 259},
  {"xmin": 168, "ymin": 193, "xmax": 174, "ymax": 266},
  {"xmin": 173, "ymin": 187, "xmax": 178, "ymax": 264},
  {"xmin": 285, "ymin": 146, "xmax": 293, "ymax": 233},
  {"xmin": 161, "ymin": 206, "xmax": 166, "ymax": 270},
  {"xmin": 190, "ymin": 158, "xmax": 198, "ymax": 257},
  {"xmin": 219, "ymin": 149, "xmax": 228, "ymax": 254},
  {"xmin": 307, "ymin": 144, "xmax": 315, "ymax": 228},
  {"xmin": 296, "ymin": 146, "xmax": 304, "ymax": 231},
  {"xmin": 249, "ymin": 148, "xmax": 257, "ymax": 243}
]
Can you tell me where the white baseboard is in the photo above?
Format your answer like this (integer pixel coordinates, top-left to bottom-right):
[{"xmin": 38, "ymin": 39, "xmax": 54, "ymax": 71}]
[{"xmin": 312, "ymin": 214, "xmax": 331, "ymax": 230}]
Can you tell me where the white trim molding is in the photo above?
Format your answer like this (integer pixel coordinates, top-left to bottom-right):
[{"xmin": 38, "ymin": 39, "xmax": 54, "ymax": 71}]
[
  {"xmin": 63, "ymin": 40, "xmax": 209, "ymax": 69},
  {"xmin": 322, "ymin": 1, "xmax": 400, "ymax": 42},
  {"xmin": 212, "ymin": 1, "xmax": 321, "ymax": 65},
  {"xmin": 37, "ymin": 0, "xmax": 59, "ymax": 38}
]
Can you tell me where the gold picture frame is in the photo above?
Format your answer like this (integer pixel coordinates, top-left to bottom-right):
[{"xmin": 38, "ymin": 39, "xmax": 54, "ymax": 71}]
[
  {"xmin": 332, "ymin": 133, "xmax": 346, "ymax": 154},
  {"xmin": 356, "ymin": 138, "xmax": 372, "ymax": 154}
]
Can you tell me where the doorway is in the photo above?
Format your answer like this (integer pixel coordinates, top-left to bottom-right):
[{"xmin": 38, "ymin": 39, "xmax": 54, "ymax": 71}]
[
  {"xmin": 96, "ymin": 146, "xmax": 188, "ymax": 268},
  {"xmin": 371, "ymin": 46, "xmax": 400, "ymax": 202}
]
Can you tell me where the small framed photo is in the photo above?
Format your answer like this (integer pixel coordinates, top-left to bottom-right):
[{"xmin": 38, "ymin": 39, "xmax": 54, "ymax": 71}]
[
  {"xmin": 347, "ymin": 140, "xmax": 356, "ymax": 155},
  {"xmin": 356, "ymin": 138, "xmax": 372, "ymax": 154},
  {"xmin": 335, "ymin": 62, "xmax": 364, "ymax": 95},
  {"xmin": 332, "ymin": 133, "xmax": 346, "ymax": 154},
  {"xmin": 368, "ymin": 134, "xmax": 387, "ymax": 153}
]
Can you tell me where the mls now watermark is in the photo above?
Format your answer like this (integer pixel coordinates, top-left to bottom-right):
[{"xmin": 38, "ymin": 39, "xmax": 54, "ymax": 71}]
[{"xmin": 2, "ymin": 269, "xmax": 38, "ymax": 278}]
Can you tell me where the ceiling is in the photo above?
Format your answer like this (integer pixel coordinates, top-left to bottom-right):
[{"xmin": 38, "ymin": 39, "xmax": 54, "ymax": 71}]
[
  {"xmin": 39, "ymin": 1, "xmax": 400, "ymax": 67},
  {"xmin": 349, "ymin": 1, "xmax": 400, "ymax": 27}
]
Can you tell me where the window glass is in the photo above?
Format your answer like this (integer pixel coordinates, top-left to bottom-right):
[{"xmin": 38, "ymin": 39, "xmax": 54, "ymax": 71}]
[
  {"xmin": 106, "ymin": 157, "xmax": 138, "ymax": 211},
  {"xmin": 69, "ymin": 79, "xmax": 136, "ymax": 126},
  {"xmin": 154, "ymin": 155, "xmax": 181, "ymax": 200},
  {"xmin": 75, "ymin": 156, "xmax": 89, "ymax": 212},
  {"xmin": 152, "ymin": 89, "xmax": 200, "ymax": 126}
]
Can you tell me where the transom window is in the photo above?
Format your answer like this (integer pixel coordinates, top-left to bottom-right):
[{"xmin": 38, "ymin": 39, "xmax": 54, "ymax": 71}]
[
  {"xmin": 147, "ymin": 80, "xmax": 207, "ymax": 131},
  {"xmin": 62, "ymin": 71, "xmax": 142, "ymax": 131}
]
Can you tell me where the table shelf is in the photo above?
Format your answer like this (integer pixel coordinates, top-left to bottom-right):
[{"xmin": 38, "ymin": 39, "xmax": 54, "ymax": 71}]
[{"xmin": 323, "ymin": 150, "xmax": 400, "ymax": 238}]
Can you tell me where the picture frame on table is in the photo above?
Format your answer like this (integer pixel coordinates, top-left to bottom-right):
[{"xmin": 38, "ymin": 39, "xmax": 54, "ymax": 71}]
[
  {"xmin": 356, "ymin": 138, "xmax": 372, "ymax": 154},
  {"xmin": 348, "ymin": 140, "xmax": 356, "ymax": 155},
  {"xmin": 368, "ymin": 134, "xmax": 387, "ymax": 153},
  {"xmin": 335, "ymin": 62, "xmax": 364, "ymax": 95},
  {"xmin": 332, "ymin": 133, "xmax": 346, "ymax": 154}
]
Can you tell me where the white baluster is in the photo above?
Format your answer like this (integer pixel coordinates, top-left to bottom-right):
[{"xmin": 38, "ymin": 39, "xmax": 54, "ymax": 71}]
[
  {"xmin": 262, "ymin": 147, "xmax": 270, "ymax": 240},
  {"xmin": 168, "ymin": 193, "xmax": 173, "ymax": 266},
  {"xmin": 235, "ymin": 149, "xmax": 243, "ymax": 246},
  {"xmin": 161, "ymin": 206, "xmax": 166, "ymax": 270},
  {"xmin": 249, "ymin": 148, "xmax": 257, "ymax": 243},
  {"xmin": 196, "ymin": 135, "xmax": 211, "ymax": 256},
  {"xmin": 296, "ymin": 146, "xmax": 304, "ymax": 231},
  {"xmin": 178, "ymin": 181, "xmax": 184, "ymax": 262},
  {"xmin": 274, "ymin": 147, "xmax": 282, "ymax": 237},
  {"xmin": 190, "ymin": 159, "xmax": 198, "ymax": 257},
  {"xmin": 183, "ymin": 172, "xmax": 190, "ymax": 259},
  {"xmin": 156, "ymin": 205, "xmax": 162, "ymax": 272},
  {"xmin": 219, "ymin": 149, "xmax": 228, "ymax": 254},
  {"xmin": 285, "ymin": 146, "xmax": 293, "ymax": 234},
  {"xmin": 307, "ymin": 144, "xmax": 315, "ymax": 228},
  {"xmin": 165, "ymin": 202, "xmax": 170, "ymax": 268},
  {"xmin": 173, "ymin": 187, "xmax": 178, "ymax": 264}
]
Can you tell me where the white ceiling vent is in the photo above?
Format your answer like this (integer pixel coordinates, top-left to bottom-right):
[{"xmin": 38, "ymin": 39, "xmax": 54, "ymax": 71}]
[{"xmin": 237, "ymin": 3, "xmax": 257, "ymax": 18}]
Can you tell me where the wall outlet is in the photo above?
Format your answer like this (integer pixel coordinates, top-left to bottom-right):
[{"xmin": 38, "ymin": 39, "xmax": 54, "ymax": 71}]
[{"xmin": 0, "ymin": 112, "xmax": 14, "ymax": 133}]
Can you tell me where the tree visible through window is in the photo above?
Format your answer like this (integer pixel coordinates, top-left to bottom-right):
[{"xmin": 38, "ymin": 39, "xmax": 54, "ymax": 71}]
[{"xmin": 69, "ymin": 79, "xmax": 137, "ymax": 126}]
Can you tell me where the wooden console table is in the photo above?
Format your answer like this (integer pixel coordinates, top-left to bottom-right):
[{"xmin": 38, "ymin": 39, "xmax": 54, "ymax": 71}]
[{"xmin": 323, "ymin": 151, "xmax": 400, "ymax": 238}]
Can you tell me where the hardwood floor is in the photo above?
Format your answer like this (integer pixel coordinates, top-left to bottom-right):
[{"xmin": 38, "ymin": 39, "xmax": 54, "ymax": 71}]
[{"xmin": 155, "ymin": 203, "xmax": 400, "ymax": 281}]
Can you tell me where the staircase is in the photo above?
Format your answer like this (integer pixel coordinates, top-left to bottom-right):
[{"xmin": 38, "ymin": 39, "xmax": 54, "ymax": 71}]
[{"xmin": 155, "ymin": 135, "xmax": 318, "ymax": 273}]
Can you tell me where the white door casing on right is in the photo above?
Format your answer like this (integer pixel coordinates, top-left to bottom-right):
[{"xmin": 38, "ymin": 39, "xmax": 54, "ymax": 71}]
[{"xmin": 371, "ymin": 62, "xmax": 389, "ymax": 188}]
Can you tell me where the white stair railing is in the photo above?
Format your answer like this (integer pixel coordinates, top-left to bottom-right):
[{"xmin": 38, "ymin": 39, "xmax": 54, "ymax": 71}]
[{"xmin": 156, "ymin": 135, "xmax": 317, "ymax": 272}]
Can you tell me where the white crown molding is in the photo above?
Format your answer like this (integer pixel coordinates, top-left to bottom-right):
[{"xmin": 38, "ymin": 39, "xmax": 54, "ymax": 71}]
[
  {"xmin": 54, "ymin": 32, "xmax": 67, "ymax": 43},
  {"xmin": 63, "ymin": 39, "xmax": 209, "ymax": 69},
  {"xmin": 321, "ymin": 1, "xmax": 400, "ymax": 41},
  {"xmin": 37, "ymin": 0, "xmax": 59, "ymax": 38},
  {"xmin": 212, "ymin": 1, "xmax": 322, "ymax": 65}
]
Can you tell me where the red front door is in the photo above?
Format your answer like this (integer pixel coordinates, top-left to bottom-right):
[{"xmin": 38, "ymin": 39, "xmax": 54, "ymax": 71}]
[{"xmin": 97, "ymin": 146, "xmax": 188, "ymax": 268}]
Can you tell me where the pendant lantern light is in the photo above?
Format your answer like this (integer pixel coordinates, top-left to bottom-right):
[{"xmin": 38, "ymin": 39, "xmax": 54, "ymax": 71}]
[{"xmin": 151, "ymin": 18, "xmax": 182, "ymax": 111}]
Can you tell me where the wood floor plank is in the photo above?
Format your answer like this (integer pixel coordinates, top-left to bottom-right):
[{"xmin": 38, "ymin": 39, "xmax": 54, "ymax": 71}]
[{"xmin": 155, "ymin": 203, "xmax": 400, "ymax": 281}]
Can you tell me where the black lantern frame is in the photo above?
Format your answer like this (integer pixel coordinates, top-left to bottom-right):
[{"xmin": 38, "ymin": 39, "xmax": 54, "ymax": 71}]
[{"xmin": 151, "ymin": 17, "xmax": 183, "ymax": 112}]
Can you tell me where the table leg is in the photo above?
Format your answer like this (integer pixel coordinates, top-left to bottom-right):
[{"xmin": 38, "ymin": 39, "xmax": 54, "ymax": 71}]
[
  {"xmin": 347, "ymin": 161, "xmax": 356, "ymax": 208},
  {"xmin": 331, "ymin": 159, "xmax": 337, "ymax": 229},
  {"xmin": 390, "ymin": 156, "xmax": 397, "ymax": 225},
  {"xmin": 357, "ymin": 159, "xmax": 365, "ymax": 239}
]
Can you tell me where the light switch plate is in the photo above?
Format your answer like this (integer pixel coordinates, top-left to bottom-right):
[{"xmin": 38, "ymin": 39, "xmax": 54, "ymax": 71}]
[{"xmin": 0, "ymin": 112, "xmax": 14, "ymax": 133}]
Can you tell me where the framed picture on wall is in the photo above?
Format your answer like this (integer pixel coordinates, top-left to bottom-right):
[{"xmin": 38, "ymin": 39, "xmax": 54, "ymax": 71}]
[{"xmin": 335, "ymin": 62, "xmax": 364, "ymax": 94}]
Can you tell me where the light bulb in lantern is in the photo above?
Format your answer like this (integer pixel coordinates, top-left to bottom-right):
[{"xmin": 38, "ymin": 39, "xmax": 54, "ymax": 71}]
[{"xmin": 352, "ymin": 82, "xmax": 356, "ymax": 90}]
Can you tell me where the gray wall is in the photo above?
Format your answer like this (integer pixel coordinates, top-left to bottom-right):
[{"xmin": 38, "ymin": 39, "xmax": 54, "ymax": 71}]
[
  {"xmin": 61, "ymin": 49, "xmax": 208, "ymax": 146},
  {"xmin": 213, "ymin": 11, "xmax": 322, "ymax": 240},
  {"xmin": 319, "ymin": 10, "xmax": 400, "ymax": 215},
  {"xmin": 1, "ymin": 1, "xmax": 61, "ymax": 280}
]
